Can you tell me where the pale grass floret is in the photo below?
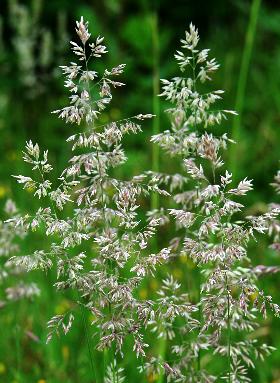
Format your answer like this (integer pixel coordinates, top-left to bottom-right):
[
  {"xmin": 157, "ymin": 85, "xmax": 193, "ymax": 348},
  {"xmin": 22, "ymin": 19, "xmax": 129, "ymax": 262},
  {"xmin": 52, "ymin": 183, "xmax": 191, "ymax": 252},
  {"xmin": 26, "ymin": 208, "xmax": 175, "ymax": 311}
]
[
  {"xmin": 267, "ymin": 169, "xmax": 280, "ymax": 254},
  {"xmin": 105, "ymin": 360, "xmax": 125, "ymax": 383}
]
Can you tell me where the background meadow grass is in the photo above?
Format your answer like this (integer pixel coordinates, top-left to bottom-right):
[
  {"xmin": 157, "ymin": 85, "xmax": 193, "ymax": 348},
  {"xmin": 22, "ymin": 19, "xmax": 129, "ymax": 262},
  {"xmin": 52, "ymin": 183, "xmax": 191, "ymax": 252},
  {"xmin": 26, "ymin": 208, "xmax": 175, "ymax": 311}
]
[{"xmin": 0, "ymin": 0, "xmax": 280, "ymax": 382}]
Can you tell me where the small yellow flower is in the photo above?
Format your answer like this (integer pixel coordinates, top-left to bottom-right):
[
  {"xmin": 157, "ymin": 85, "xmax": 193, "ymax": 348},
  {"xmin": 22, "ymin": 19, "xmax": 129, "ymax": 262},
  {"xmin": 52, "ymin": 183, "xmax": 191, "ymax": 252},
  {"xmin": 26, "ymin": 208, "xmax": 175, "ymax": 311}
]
[
  {"xmin": 0, "ymin": 362, "xmax": 6, "ymax": 374},
  {"xmin": 38, "ymin": 380, "xmax": 46, "ymax": 383}
]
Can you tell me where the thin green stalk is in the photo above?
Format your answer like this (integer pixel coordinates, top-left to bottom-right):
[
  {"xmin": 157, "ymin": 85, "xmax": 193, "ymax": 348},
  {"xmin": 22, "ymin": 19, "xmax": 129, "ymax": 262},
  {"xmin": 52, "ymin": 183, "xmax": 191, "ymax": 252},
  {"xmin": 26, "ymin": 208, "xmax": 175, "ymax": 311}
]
[
  {"xmin": 14, "ymin": 298, "xmax": 22, "ymax": 381},
  {"xmin": 116, "ymin": 359, "xmax": 119, "ymax": 383},
  {"xmin": 229, "ymin": 0, "xmax": 261, "ymax": 179},
  {"xmin": 83, "ymin": 46, "xmax": 110, "ymax": 383},
  {"xmin": 149, "ymin": 10, "xmax": 167, "ymax": 383},
  {"xmin": 197, "ymin": 268, "xmax": 201, "ymax": 372},
  {"xmin": 193, "ymin": 54, "xmax": 202, "ymax": 377},
  {"xmin": 225, "ymin": 273, "xmax": 231, "ymax": 383},
  {"xmin": 103, "ymin": 348, "xmax": 108, "ymax": 381},
  {"xmin": 81, "ymin": 302, "xmax": 97, "ymax": 383},
  {"xmin": 227, "ymin": 293, "xmax": 231, "ymax": 383},
  {"xmin": 151, "ymin": 10, "xmax": 160, "ymax": 212},
  {"xmin": 111, "ymin": 342, "xmax": 117, "ymax": 383},
  {"xmin": 15, "ymin": 323, "xmax": 21, "ymax": 381},
  {"xmin": 112, "ymin": 359, "xmax": 116, "ymax": 383}
]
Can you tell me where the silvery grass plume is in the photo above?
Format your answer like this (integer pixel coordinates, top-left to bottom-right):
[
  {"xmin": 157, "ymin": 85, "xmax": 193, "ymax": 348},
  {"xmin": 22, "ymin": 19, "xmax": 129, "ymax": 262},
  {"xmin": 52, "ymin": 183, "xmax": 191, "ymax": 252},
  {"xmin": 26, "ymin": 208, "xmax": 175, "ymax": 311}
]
[
  {"xmin": 268, "ymin": 170, "xmax": 280, "ymax": 253},
  {"xmin": 8, "ymin": 0, "xmax": 68, "ymax": 96},
  {"xmin": 10, "ymin": 17, "xmax": 173, "ymax": 359},
  {"xmin": 104, "ymin": 359, "xmax": 125, "ymax": 383},
  {"xmin": 148, "ymin": 23, "xmax": 280, "ymax": 382},
  {"xmin": 1, "ymin": 199, "xmax": 39, "ymax": 305}
]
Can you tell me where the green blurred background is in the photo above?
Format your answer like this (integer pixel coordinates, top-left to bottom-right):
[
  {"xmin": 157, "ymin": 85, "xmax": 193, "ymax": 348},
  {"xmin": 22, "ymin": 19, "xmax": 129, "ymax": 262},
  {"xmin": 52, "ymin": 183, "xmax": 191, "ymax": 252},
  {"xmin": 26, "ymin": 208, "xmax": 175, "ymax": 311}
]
[{"xmin": 0, "ymin": 0, "xmax": 280, "ymax": 382}]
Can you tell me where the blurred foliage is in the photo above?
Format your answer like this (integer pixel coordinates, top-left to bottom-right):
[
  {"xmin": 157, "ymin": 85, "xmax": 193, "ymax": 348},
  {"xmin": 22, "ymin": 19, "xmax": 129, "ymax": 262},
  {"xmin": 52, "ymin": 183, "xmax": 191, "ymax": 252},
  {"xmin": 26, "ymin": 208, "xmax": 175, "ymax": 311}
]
[{"xmin": 0, "ymin": 0, "xmax": 280, "ymax": 382}]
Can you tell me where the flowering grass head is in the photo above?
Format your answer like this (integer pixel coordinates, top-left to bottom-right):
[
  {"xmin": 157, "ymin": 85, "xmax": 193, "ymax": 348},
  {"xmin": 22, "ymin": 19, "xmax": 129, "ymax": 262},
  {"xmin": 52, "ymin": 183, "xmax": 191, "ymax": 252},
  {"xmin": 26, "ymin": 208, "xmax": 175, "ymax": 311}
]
[{"xmin": 10, "ymin": 17, "xmax": 171, "ymax": 360}]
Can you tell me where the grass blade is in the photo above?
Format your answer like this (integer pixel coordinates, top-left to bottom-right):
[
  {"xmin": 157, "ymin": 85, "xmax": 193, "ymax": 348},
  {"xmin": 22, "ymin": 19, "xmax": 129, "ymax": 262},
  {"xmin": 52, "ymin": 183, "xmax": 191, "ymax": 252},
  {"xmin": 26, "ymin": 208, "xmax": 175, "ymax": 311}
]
[{"xmin": 229, "ymin": 0, "xmax": 261, "ymax": 179}]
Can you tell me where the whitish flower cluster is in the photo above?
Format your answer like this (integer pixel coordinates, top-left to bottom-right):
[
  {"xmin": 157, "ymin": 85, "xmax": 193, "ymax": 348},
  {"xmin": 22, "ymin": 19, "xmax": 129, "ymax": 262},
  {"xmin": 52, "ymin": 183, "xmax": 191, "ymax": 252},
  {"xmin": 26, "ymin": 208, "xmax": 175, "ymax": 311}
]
[
  {"xmin": 8, "ymin": 0, "xmax": 68, "ymax": 96},
  {"xmin": 0, "ymin": 200, "xmax": 39, "ymax": 305},
  {"xmin": 105, "ymin": 359, "xmax": 125, "ymax": 383},
  {"xmin": 268, "ymin": 170, "xmax": 280, "ymax": 253},
  {"xmin": 148, "ymin": 24, "xmax": 279, "ymax": 382},
  {"xmin": 11, "ymin": 17, "xmax": 171, "ymax": 358}
]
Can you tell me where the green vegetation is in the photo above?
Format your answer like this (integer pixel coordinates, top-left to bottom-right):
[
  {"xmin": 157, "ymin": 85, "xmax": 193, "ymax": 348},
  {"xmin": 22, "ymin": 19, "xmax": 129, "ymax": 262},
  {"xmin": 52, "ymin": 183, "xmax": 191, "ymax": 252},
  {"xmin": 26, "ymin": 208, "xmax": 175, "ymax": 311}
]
[{"xmin": 0, "ymin": 1, "xmax": 280, "ymax": 382}]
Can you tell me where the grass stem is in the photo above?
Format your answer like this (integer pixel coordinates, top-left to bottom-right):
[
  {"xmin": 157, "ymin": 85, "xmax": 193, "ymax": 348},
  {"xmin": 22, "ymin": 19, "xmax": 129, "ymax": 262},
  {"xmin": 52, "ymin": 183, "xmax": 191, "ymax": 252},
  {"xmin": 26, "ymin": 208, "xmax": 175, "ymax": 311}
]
[
  {"xmin": 15, "ymin": 324, "xmax": 21, "ymax": 381},
  {"xmin": 14, "ymin": 301, "xmax": 22, "ymax": 382},
  {"xmin": 149, "ymin": 10, "xmax": 168, "ymax": 383},
  {"xmin": 197, "ymin": 268, "xmax": 201, "ymax": 373},
  {"xmin": 229, "ymin": 0, "xmax": 261, "ymax": 179},
  {"xmin": 225, "ymin": 273, "xmax": 231, "ymax": 383},
  {"xmin": 80, "ymin": 302, "xmax": 97, "ymax": 383},
  {"xmin": 151, "ymin": 10, "xmax": 160, "ymax": 212}
]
